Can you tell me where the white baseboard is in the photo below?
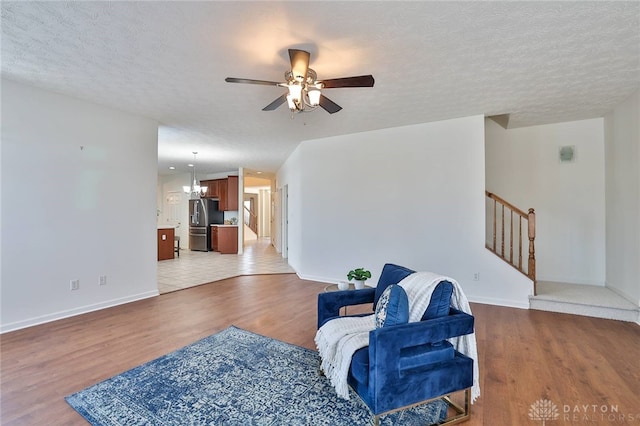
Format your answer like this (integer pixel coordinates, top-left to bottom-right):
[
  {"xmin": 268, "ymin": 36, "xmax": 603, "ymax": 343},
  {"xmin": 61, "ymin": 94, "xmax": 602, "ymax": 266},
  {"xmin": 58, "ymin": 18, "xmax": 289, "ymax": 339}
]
[
  {"xmin": 296, "ymin": 273, "xmax": 378, "ymax": 290},
  {"xmin": 0, "ymin": 290, "xmax": 159, "ymax": 334},
  {"xmin": 296, "ymin": 273, "xmax": 338, "ymax": 285},
  {"xmin": 606, "ymin": 284, "xmax": 640, "ymax": 307},
  {"xmin": 467, "ymin": 295, "xmax": 530, "ymax": 310},
  {"xmin": 299, "ymin": 273, "xmax": 530, "ymax": 309}
]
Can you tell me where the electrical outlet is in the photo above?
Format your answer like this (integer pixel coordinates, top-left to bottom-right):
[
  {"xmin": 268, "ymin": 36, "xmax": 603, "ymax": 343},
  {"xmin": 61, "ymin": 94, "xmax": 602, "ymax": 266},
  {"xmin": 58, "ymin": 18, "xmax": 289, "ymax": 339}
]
[
  {"xmin": 70, "ymin": 279, "xmax": 80, "ymax": 291},
  {"xmin": 99, "ymin": 275, "xmax": 107, "ymax": 286},
  {"xmin": 473, "ymin": 273, "xmax": 480, "ymax": 281}
]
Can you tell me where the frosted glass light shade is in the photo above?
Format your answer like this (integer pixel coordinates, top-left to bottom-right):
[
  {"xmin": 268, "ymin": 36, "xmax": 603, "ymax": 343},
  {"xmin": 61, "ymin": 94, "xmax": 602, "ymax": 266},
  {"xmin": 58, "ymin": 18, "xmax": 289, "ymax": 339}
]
[
  {"xmin": 286, "ymin": 94, "xmax": 296, "ymax": 110},
  {"xmin": 308, "ymin": 89, "xmax": 321, "ymax": 106},
  {"xmin": 288, "ymin": 84, "xmax": 302, "ymax": 102}
]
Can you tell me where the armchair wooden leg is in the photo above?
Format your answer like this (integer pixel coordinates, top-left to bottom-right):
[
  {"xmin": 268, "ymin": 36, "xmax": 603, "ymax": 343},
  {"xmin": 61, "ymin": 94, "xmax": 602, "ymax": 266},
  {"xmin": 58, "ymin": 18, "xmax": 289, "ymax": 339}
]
[
  {"xmin": 441, "ymin": 388, "xmax": 471, "ymax": 425},
  {"xmin": 368, "ymin": 388, "xmax": 471, "ymax": 426}
]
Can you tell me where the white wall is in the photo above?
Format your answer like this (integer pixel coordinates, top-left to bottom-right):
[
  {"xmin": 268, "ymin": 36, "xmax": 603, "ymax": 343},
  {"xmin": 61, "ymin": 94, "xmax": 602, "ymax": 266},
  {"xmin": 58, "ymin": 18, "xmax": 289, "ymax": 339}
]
[
  {"xmin": 157, "ymin": 173, "xmax": 191, "ymax": 246},
  {"xmin": 277, "ymin": 147, "xmax": 302, "ymax": 268},
  {"xmin": 485, "ymin": 118, "xmax": 606, "ymax": 286},
  {"xmin": 258, "ymin": 189, "xmax": 271, "ymax": 237},
  {"xmin": 604, "ymin": 90, "xmax": 640, "ymax": 305},
  {"xmin": 278, "ymin": 115, "xmax": 533, "ymax": 308},
  {"xmin": 1, "ymin": 79, "xmax": 159, "ymax": 332}
]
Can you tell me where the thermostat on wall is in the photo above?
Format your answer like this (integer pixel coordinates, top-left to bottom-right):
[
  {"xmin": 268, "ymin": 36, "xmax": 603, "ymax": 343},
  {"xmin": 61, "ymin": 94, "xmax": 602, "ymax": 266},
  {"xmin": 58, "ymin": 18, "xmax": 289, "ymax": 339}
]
[{"xmin": 559, "ymin": 145, "xmax": 575, "ymax": 163}]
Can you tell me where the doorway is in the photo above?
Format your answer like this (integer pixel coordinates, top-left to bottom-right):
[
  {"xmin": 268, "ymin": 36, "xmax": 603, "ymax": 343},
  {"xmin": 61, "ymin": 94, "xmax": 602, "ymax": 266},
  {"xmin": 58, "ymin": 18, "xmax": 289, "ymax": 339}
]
[
  {"xmin": 281, "ymin": 184, "xmax": 288, "ymax": 259},
  {"xmin": 243, "ymin": 172, "xmax": 273, "ymax": 245}
]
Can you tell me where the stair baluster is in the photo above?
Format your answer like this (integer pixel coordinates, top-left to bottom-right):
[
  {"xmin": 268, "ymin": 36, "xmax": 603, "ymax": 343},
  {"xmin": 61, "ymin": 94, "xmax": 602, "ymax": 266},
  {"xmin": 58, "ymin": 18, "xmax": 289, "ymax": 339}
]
[
  {"xmin": 244, "ymin": 205, "xmax": 258, "ymax": 235},
  {"xmin": 485, "ymin": 191, "xmax": 537, "ymax": 294}
]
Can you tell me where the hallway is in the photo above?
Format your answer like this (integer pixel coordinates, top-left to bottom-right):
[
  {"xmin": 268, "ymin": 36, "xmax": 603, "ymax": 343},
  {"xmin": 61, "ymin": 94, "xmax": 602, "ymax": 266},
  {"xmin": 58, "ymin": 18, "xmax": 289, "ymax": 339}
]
[{"xmin": 157, "ymin": 238, "xmax": 294, "ymax": 294}]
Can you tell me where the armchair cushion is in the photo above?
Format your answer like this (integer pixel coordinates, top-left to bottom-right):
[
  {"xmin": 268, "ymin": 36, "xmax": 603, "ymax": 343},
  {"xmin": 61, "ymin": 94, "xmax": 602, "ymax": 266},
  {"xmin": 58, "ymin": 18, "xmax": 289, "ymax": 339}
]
[
  {"xmin": 420, "ymin": 280, "xmax": 453, "ymax": 320},
  {"xmin": 375, "ymin": 264, "xmax": 451, "ymax": 320},
  {"xmin": 374, "ymin": 263, "xmax": 415, "ymax": 305},
  {"xmin": 374, "ymin": 285, "xmax": 409, "ymax": 328},
  {"xmin": 349, "ymin": 346, "xmax": 370, "ymax": 385}
]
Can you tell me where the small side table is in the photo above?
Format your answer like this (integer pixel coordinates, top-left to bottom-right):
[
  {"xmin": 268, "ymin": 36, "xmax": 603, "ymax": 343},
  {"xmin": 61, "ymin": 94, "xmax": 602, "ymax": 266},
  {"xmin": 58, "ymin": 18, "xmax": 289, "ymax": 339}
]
[{"xmin": 324, "ymin": 283, "xmax": 356, "ymax": 292}]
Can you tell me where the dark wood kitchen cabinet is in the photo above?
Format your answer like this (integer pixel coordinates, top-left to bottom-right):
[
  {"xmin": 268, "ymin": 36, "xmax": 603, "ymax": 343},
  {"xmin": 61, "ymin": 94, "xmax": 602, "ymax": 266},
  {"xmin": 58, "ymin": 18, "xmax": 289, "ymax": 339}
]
[
  {"xmin": 225, "ymin": 176, "xmax": 239, "ymax": 211},
  {"xmin": 157, "ymin": 228, "xmax": 175, "ymax": 261},
  {"xmin": 218, "ymin": 176, "xmax": 239, "ymax": 211},
  {"xmin": 199, "ymin": 180, "xmax": 219, "ymax": 198},
  {"xmin": 218, "ymin": 179, "xmax": 227, "ymax": 208},
  {"xmin": 211, "ymin": 225, "xmax": 219, "ymax": 252},
  {"xmin": 211, "ymin": 225, "xmax": 238, "ymax": 254},
  {"xmin": 201, "ymin": 176, "xmax": 238, "ymax": 211}
]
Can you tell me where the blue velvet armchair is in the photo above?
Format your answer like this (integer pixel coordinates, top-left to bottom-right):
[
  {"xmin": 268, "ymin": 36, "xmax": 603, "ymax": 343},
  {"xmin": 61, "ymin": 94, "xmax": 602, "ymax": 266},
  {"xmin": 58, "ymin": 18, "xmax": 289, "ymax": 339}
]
[{"xmin": 317, "ymin": 263, "xmax": 475, "ymax": 425}]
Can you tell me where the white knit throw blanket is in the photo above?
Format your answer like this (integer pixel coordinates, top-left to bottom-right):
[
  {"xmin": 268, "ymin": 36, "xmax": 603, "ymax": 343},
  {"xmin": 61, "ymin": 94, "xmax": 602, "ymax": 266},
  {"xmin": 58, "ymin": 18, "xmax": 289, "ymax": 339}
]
[{"xmin": 315, "ymin": 272, "xmax": 480, "ymax": 403}]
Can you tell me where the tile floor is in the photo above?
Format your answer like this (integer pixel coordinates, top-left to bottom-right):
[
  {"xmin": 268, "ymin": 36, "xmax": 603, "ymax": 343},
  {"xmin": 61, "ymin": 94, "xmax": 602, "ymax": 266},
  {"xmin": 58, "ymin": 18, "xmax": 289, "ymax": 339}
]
[{"xmin": 157, "ymin": 238, "xmax": 295, "ymax": 294}]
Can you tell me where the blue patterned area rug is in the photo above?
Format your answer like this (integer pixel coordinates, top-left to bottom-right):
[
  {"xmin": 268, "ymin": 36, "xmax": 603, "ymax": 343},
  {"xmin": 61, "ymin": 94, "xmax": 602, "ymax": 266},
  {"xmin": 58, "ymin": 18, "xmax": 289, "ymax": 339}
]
[{"xmin": 66, "ymin": 326, "xmax": 447, "ymax": 425}]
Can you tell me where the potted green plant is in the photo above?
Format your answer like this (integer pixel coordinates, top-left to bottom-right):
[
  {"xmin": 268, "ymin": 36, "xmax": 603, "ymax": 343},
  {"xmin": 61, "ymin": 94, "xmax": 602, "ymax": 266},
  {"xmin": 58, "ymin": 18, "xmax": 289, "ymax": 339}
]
[{"xmin": 347, "ymin": 267, "xmax": 371, "ymax": 289}]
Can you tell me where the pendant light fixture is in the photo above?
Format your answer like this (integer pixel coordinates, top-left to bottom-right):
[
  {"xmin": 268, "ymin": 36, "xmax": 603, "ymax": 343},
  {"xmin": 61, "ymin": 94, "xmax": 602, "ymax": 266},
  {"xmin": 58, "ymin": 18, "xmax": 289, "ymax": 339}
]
[{"xmin": 183, "ymin": 152, "xmax": 207, "ymax": 197}]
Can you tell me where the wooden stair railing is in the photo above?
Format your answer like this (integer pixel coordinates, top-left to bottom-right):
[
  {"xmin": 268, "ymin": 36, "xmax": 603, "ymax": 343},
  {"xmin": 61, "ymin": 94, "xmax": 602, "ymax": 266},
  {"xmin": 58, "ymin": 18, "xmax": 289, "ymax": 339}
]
[
  {"xmin": 243, "ymin": 206, "xmax": 258, "ymax": 235},
  {"xmin": 485, "ymin": 191, "xmax": 537, "ymax": 295}
]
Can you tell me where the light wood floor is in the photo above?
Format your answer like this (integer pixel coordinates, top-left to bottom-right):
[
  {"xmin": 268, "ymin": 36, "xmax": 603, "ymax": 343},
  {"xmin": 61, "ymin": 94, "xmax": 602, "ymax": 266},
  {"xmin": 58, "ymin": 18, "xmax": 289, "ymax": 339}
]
[{"xmin": 1, "ymin": 274, "xmax": 639, "ymax": 425}]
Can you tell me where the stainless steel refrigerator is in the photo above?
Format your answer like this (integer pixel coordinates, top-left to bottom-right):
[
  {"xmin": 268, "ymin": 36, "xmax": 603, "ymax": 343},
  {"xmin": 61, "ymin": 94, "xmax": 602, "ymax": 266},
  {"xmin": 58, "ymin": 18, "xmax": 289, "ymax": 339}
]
[{"xmin": 189, "ymin": 199, "xmax": 224, "ymax": 251}]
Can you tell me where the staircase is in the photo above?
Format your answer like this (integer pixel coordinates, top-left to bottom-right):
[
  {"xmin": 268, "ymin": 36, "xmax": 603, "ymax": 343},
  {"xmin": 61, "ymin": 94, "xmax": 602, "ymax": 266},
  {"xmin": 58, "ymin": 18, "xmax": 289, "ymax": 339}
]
[
  {"xmin": 485, "ymin": 191, "xmax": 537, "ymax": 291},
  {"xmin": 530, "ymin": 281, "xmax": 640, "ymax": 323},
  {"xmin": 485, "ymin": 191, "xmax": 639, "ymax": 323},
  {"xmin": 244, "ymin": 224, "xmax": 257, "ymax": 241},
  {"xmin": 244, "ymin": 205, "xmax": 258, "ymax": 235}
]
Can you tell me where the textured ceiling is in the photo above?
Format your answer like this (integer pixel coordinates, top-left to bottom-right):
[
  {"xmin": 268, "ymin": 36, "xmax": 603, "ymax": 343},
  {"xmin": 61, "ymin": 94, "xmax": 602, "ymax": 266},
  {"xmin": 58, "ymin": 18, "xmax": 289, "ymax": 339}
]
[{"xmin": 2, "ymin": 1, "xmax": 639, "ymax": 176}]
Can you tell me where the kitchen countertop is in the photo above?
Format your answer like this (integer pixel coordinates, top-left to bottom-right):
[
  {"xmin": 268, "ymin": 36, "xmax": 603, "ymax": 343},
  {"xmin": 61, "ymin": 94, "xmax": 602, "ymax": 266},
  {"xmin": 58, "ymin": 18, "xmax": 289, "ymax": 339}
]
[{"xmin": 211, "ymin": 224, "xmax": 238, "ymax": 227}]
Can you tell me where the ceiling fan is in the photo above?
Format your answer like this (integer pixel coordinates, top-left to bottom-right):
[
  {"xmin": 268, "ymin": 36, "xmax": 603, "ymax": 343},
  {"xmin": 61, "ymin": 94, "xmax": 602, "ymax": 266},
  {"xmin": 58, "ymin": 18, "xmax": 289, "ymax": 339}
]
[{"xmin": 225, "ymin": 49, "xmax": 374, "ymax": 114}]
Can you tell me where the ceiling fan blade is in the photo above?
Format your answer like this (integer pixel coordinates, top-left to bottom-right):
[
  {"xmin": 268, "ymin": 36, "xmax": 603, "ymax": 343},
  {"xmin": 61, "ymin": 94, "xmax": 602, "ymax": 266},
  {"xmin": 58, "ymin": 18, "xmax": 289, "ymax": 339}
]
[
  {"xmin": 288, "ymin": 49, "xmax": 310, "ymax": 81},
  {"xmin": 225, "ymin": 77, "xmax": 282, "ymax": 86},
  {"xmin": 320, "ymin": 75, "xmax": 375, "ymax": 89},
  {"xmin": 318, "ymin": 95, "xmax": 342, "ymax": 114},
  {"xmin": 262, "ymin": 94, "xmax": 287, "ymax": 111}
]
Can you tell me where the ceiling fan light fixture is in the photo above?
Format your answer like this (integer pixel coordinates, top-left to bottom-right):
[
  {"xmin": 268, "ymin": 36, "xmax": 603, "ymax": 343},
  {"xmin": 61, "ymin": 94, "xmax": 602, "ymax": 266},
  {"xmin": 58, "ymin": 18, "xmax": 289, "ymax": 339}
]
[
  {"xmin": 226, "ymin": 48, "xmax": 374, "ymax": 115},
  {"xmin": 286, "ymin": 94, "xmax": 296, "ymax": 110},
  {"xmin": 289, "ymin": 49, "xmax": 310, "ymax": 81},
  {"xmin": 288, "ymin": 83, "xmax": 302, "ymax": 102},
  {"xmin": 308, "ymin": 88, "xmax": 321, "ymax": 106}
]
